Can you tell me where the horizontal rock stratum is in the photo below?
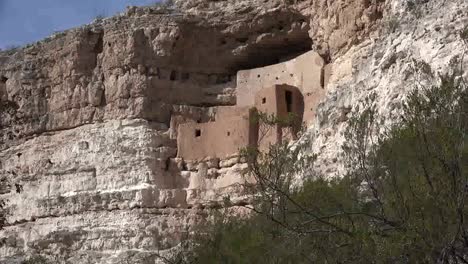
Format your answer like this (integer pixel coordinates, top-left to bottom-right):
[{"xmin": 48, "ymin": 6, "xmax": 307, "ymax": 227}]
[{"xmin": 0, "ymin": 0, "xmax": 467, "ymax": 263}]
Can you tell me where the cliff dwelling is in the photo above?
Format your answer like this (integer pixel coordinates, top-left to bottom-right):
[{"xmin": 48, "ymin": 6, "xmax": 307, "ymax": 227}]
[{"xmin": 177, "ymin": 50, "xmax": 329, "ymax": 161}]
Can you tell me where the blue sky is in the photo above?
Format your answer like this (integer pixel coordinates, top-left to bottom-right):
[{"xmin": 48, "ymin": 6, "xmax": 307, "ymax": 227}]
[{"xmin": 0, "ymin": 0, "xmax": 159, "ymax": 49}]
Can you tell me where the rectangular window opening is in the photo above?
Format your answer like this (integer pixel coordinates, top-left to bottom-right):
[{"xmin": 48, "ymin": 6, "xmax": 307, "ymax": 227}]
[
  {"xmin": 262, "ymin": 97, "xmax": 266, "ymax": 104},
  {"xmin": 285, "ymin": 91, "xmax": 293, "ymax": 113},
  {"xmin": 181, "ymin": 72, "xmax": 190, "ymax": 81},
  {"xmin": 195, "ymin": 129, "xmax": 201, "ymax": 137},
  {"xmin": 156, "ymin": 68, "xmax": 162, "ymax": 80},
  {"xmin": 320, "ymin": 67, "xmax": 325, "ymax": 88},
  {"xmin": 170, "ymin": 70, "xmax": 177, "ymax": 81}
]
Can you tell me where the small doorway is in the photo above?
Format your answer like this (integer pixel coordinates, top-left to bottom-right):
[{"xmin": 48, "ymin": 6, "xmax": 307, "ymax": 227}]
[{"xmin": 285, "ymin": 90, "xmax": 293, "ymax": 113}]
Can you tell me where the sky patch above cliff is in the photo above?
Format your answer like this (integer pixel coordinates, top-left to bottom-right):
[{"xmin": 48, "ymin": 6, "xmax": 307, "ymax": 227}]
[{"xmin": 0, "ymin": 0, "xmax": 157, "ymax": 50}]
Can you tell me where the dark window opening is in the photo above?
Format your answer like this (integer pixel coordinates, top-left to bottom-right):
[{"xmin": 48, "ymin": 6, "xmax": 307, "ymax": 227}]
[
  {"xmin": 156, "ymin": 68, "xmax": 162, "ymax": 79},
  {"xmin": 257, "ymin": 74, "xmax": 261, "ymax": 78},
  {"xmin": 164, "ymin": 158, "xmax": 171, "ymax": 171},
  {"xmin": 170, "ymin": 70, "xmax": 177, "ymax": 81},
  {"xmin": 79, "ymin": 141, "xmax": 89, "ymax": 150},
  {"xmin": 195, "ymin": 129, "xmax": 201, "ymax": 137},
  {"xmin": 227, "ymin": 131, "xmax": 231, "ymax": 136},
  {"xmin": 196, "ymin": 119, "xmax": 201, "ymax": 123},
  {"xmin": 216, "ymin": 75, "xmax": 225, "ymax": 84},
  {"xmin": 320, "ymin": 67, "xmax": 325, "ymax": 88},
  {"xmin": 262, "ymin": 98, "xmax": 266, "ymax": 104},
  {"xmin": 285, "ymin": 91, "xmax": 293, "ymax": 113},
  {"xmin": 181, "ymin": 72, "xmax": 190, "ymax": 81},
  {"xmin": 214, "ymin": 74, "xmax": 232, "ymax": 84}
]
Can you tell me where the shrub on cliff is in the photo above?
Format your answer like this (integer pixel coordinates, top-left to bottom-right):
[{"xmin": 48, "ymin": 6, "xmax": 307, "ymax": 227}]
[
  {"xmin": 153, "ymin": 0, "xmax": 174, "ymax": 8},
  {"xmin": 21, "ymin": 256, "xmax": 49, "ymax": 264}
]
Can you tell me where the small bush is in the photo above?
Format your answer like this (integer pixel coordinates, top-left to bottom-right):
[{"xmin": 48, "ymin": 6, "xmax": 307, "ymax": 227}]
[
  {"xmin": 386, "ymin": 17, "xmax": 400, "ymax": 33},
  {"xmin": 460, "ymin": 25, "xmax": 468, "ymax": 43},
  {"xmin": 94, "ymin": 14, "xmax": 106, "ymax": 21},
  {"xmin": 0, "ymin": 45, "xmax": 20, "ymax": 55},
  {"xmin": 406, "ymin": 0, "xmax": 429, "ymax": 18},
  {"xmin": 153, "ymin": 0, "xmax": 174, "ymax": 8},
  {"xmin": 21, "ymin": 256, "xmax": 49, "ymax": 264}
]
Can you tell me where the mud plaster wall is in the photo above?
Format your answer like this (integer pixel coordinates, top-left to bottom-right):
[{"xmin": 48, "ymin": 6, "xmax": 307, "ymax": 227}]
[
  {"xmin": 255, "ymin": 84, "xmax": 303, "ymax": 151},
  {"xmin": 236, "ymin": 50, "xmax": 325, "ymax": 124},
  {"xmin": 177, "ymin": 107, "xmax": 254, "ymax": 160},
  {"xmin": 255, "ymin": 84, "xmax": 303, "ymax": 119}
]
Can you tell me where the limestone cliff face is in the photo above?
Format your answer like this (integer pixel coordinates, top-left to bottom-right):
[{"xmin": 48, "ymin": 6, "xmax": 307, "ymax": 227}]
[
  {"xmin": 0, "ymin": 0, "xmax": 466, "ymax": 263},
  {"xmin": 309, "ymin": 0, "xmax": 468, "ymax": 178}
]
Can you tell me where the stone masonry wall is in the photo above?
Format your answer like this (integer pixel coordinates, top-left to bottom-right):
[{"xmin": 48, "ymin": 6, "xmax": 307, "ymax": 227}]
[{"xmin": 236, "ymin": 50, "xmax": 325, "ymax": 123}]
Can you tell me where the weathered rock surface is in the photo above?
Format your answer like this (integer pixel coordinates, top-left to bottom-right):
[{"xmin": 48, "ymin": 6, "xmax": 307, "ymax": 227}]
[
  {"xmin": 0, "ymin": 118, "xmax": 250, "ymax": 262},
  {"xmin": 309, "ymin": 0, "xmax": 468, "ymax": 178},
  {"xmin": 0, "ymin": 0, "xmax": 466, "ymax": 263}
]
